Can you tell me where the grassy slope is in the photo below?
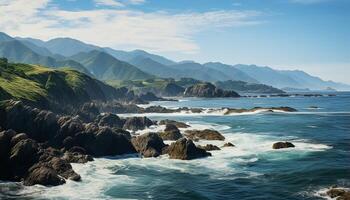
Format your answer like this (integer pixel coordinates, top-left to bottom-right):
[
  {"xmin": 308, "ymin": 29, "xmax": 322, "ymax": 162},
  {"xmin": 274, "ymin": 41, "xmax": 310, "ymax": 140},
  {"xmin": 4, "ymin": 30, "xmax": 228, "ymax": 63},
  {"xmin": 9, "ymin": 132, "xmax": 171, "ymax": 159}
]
[{"xmin": 0, "ymin": 60, "xmax": 120, "ymax": 109}]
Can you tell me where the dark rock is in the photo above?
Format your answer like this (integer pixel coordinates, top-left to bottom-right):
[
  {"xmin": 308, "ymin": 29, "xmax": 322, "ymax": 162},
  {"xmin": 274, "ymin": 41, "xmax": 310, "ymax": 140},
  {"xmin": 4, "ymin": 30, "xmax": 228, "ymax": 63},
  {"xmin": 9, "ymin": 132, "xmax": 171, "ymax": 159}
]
[
  {"xmin": 272, "ymin": 142, "xmax": 295, "ymax": 149},
  {"xmin": 158, "ymin": 119, "xmax": 190, "ymax": 128},
  {"xmin": 163, "ymin": 83, "xmax": 185, "ymax": 96},
  {"xmin": 167, "ymin": 138, "xmax": 211, "ymax": 160},
  {"xmin": 222, "ymin": 142, "xmax": 235, "ymax": 147},
  {"xmin": 24, "ymin": 164, "xmax": 65, "ymax": 186},
  {"xmin": 158, "ymin": 124, "xmax": 183, "ymax": 140},
  {"xmin": 326, "ymin": 188, "xmax": 350, "ymax": 199},
  {"xmin": 0, "ymin": 130, "xmax": 14, "ymax": 180},
  {"xmin": 96, "ymin": 113, "xmax": 124, "ymax": 129},
  {"xmin": 49, "ymin": 157, "xmax": 81, "ymax": 181},
  {"xmin": 185, "ymin": 129, "xmax": 225, "ymax": 141},
  {"xmin": 9, "ymin": 139, "xmax": 39, "ymax": 167},
  {"xmin": 123, "ymin": 117, "xmax": 154, "ymax": 131},
  {"xmin": 198, "ymin": 144, "xmax": 221, "ymax": 151},
  {"xmin": 138, "ymin": 92, "xmax": 164, "ymax": 101},
  {"xmin": 76, "ymin": 103, "xmax": 100, "ymax": 122},
  {"xmin": 10, "ymin": 133, "xmax": 28, "ymax": 146},
  {"xmin": 62, "ymin": 152, "xmax": 93, "ymax": 163},
  {"xmin": 87, "ymin": 127, "xmax": 136, "ymax": 157},
  {"xmin": 131, "ymin": 132, "xmax": 166, "ymax": 157},
  {"xmin": 184, "ymin": 82, "xmax": 240, "ymax": 98}
]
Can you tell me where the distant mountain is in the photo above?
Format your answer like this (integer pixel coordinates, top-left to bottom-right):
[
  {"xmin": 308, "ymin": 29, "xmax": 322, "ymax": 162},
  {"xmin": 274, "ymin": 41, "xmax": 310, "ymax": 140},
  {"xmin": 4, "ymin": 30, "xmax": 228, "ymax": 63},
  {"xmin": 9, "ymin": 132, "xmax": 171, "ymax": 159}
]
[
  {"xmin": 235, "ymin": 65, "xmax": 303, "ymax": 88},
  {"xmin": 236, "ymin": 64, "xmax": 350, "ymax": 90},
  {"xmin": 203, "ymin": 62, "xmax": 259, "ymax": 83},
  {"xmin": 0, "ymin": 40, "xmax": 90, "ymax": 75},
  {"xmin": 127, "ymin": 56, "xmax": 180, "ymax": 77},
  {"xmin": 104, "ymin": 48, "xmax": 176, "ymax": 66},
  {"xmin": 166, "ymin": 62, "xmax": 234, "ymax": 82},
  {"xmin": 70, "ymin": 50, "xmax": 153, "ymax": 81},
  {"xmin": 0, "ymin": 32, "xmax": 13, "ymax": 42}
]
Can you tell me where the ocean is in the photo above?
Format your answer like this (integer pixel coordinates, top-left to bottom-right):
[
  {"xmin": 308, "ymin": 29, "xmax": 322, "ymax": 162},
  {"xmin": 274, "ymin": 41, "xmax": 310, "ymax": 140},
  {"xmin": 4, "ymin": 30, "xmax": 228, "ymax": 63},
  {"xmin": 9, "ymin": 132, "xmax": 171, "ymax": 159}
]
[{"xmin": 1, "ymin": 92, "xmax": 349, "ymax": 200}]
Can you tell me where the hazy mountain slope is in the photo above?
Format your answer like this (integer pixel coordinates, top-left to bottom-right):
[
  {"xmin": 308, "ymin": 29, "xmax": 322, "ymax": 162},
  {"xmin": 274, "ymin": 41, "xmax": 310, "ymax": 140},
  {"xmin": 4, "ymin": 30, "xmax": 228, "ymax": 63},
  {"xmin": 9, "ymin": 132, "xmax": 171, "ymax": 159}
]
[
  {"xmin": 104, "ymin": 48, "xmax": 176, "ymax": 66},
  {"xmin": 235, "ymin": 64, "xmax": 303, "ymax": 88},
  {"xmin": 0, "ymin": 40, "xmax": 90, "ymax": 75},
  {"xmin": 203, "ymin": 62, "xmax": 259, "ymax": 83},
  {"xmin": 0, "ymin": 32, "xmax": 13, "ymax": 42},
  {"xmin": 44, "ymin": 38, "xmax": 101, "ymax": 57},
  {"xmin": 167, "ymin": 62, "xmax": 233, "ymax": 81},
  {"xmin": 70, "ymin": 50, "xmax": 153, "ymax": 81},
  {"xmin": 127, "ymin": 56, "xmax": 181, "ymax": 77}
]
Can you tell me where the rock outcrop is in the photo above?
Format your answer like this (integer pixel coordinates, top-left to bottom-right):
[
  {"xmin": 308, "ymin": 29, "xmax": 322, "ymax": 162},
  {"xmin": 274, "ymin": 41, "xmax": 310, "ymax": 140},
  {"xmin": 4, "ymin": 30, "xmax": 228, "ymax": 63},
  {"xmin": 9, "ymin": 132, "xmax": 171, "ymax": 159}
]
[
  {"xmin": 167, "ymin": 138, "xmax": 211, "ymax": 160},
  {"xmin": 272, "ymin": 142, "xmax": 295, "ymax": 149},
  {"xmin": 326, "ymin": 188, "xmax": 350, "ymax": 200},
  {"xmin": 184, "ymin": 83, "xmax": 239, "ymax": 98},
  {"xmin": 197, "ymin": 144, "xmax": 221, "ymax": 151},
  {"xmin": 123, "ymin": 117, "xmax": 154, "ymax": 131},
  {"xmin": 222, "ymin": 142, "xmax": 235, "ymax": 147},
  {"xmin": 185, "ymin": 129, "xmax": 225, "ymax": 141},
  {"xmin": 131, "ymin": 132, "xmax": 166, "ymax": 157},
  {"xmin": 158, "ymin": 124, "xmax": 183, "ymax": 140}
]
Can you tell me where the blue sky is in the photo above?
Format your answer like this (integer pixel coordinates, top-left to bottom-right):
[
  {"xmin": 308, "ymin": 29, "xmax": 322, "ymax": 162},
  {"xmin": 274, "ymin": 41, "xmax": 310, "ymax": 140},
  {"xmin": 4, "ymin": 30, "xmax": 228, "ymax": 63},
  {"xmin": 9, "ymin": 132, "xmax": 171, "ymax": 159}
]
[{"xmin": 0, "ymin": 0, "xmax": 349, "ymax": 83}]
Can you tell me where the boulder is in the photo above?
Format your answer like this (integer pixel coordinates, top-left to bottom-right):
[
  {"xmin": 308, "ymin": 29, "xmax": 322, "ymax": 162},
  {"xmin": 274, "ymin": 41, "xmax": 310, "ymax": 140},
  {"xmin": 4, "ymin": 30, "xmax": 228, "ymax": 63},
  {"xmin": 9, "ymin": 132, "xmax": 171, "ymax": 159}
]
[
  {"xmin": 123, "ymin": 117, "xmax": 154, "ymax": 131},
  {"xmin": 159, "ymin": 124, "xmax": 183, "ymax": 140},
  {"xmin": 76, "ymin": 103, "xmax": 100, "ymax": 122},
  {"xmin": 167, "ymin": 138, "xmax": 211, "ymax": 160},
  {"xmin": 88, "ymin": 127, "xmax": 136, "ymax": 157},
  {"xmin": 158, "ymin": 119, "xmax": 190, "ymax": 128},
  {"xmin": 197, "ymin": 144, "xmax": 221, "ymax": 151},
  {"xmin": 62, "ymin": 152, "xmax": 93, "ymax": 163},
  {"xmin": 185, "ymin": 129, "xmax": 225, "ymax": 141},
  {"xmin": 272, "ymin": 142, "xmax": 295, "ymax": 149},
  {"xmin": 10, "ymin": 133, "xmax": 28, "ymax": 146},
  {"xmin": 326, "ymin": 188, "xmax": 350, "ymax": 200},
  {"xmin": 131, "ymin": 132, "xmax": 166, "ymax": 157},
  {"xmin": 96, "ymin": 113, "xmax": 124, "ymax": 129},
  {"xmin": 222, "ymin": 142, "xmax": 235, "ymax": 147},
  {"xmin": 24, "ymin": 164, "xmax": 65, "ymax": 186},
  {"xmin": 49, "ymin": 157, "xmax": 81, "ymax": 181},
  {"xmin": 9, "ymin": 139, "xmax": 39, "ymax": 167}
]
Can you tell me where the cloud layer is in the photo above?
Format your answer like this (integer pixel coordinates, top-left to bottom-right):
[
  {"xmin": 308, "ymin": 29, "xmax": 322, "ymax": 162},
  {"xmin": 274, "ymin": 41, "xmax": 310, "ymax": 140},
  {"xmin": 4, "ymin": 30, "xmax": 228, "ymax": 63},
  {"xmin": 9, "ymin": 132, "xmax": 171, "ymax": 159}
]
[{"xmin": 0, "ymin": 0, "xmax": 263, "ymax": 53}]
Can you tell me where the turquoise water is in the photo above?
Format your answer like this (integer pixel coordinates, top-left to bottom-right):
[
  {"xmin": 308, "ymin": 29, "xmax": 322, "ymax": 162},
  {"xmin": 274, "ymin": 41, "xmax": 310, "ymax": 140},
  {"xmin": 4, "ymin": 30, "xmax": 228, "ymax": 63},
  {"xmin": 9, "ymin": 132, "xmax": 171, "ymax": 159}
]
[{"xmin": 1, "ymin": 92, "xmax": 349, "ymax": 199}]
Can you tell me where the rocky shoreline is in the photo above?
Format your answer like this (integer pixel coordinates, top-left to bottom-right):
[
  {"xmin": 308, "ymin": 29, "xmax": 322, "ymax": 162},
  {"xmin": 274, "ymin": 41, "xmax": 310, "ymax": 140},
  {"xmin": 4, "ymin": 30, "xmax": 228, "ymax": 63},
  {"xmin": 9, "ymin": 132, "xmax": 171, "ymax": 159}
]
[{"xmin": 0, "ymin": 99, "xmax": 302, "ymax": 187}]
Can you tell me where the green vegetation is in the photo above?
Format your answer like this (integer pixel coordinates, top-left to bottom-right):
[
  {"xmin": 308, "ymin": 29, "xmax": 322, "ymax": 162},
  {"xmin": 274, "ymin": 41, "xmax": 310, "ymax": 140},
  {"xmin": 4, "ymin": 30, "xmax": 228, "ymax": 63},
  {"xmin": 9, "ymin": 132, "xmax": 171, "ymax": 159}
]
[{"xmin": 0, "ymin": 59, "xmax": 121, "ymax": 109}]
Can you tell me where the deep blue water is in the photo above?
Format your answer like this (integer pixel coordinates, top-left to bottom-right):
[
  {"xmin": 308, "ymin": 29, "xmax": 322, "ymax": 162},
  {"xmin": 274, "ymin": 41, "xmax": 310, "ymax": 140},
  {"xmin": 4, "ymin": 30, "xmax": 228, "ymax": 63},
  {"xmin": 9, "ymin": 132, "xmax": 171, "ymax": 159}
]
[{"xmin": 1, "ymin": 92, "xmax": 349, "ymax": 199}]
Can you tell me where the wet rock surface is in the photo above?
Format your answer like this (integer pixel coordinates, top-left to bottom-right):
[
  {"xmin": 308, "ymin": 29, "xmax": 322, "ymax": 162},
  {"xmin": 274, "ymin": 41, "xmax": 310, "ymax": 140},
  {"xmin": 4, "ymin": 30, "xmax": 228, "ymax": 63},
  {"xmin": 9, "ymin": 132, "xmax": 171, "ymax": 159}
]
[
  {"xmin": 167, "ymin": 138, "xmax": 211, "ymax": 160},
  {"xmin": 272, "ymin": 142, "xmax": 295, "ymax": 149},
  {"xmin": 185, "ymin": 129, "xmax": 225, "ymax": 141}
]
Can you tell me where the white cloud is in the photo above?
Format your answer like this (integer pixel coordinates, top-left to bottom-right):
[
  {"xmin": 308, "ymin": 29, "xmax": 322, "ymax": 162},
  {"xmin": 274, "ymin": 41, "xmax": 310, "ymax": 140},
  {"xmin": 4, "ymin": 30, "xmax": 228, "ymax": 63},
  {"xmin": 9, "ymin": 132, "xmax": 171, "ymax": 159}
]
[
  {"xmin": 94, "ymin": 0, "xmax": 124, "ymax": 7},
  {"xmin": 0, "ymin": 0, "xmax": 263, "ymax": 54}
]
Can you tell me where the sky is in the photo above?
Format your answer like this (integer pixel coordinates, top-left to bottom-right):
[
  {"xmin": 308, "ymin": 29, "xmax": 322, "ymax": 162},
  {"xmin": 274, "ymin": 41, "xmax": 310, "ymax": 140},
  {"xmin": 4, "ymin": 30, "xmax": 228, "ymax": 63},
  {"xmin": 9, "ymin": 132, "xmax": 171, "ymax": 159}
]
[{"xmin": 0, "ymin": 0, "xmax": 349, "ymax": 83}]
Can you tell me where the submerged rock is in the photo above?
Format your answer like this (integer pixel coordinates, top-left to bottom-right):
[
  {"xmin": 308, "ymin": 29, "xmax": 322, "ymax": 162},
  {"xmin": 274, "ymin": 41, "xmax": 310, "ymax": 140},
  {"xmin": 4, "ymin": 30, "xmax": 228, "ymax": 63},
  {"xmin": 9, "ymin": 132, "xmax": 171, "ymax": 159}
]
[
  {"xmin": 185, "ymin": 129, "xmax": 225, "ymax": 141},
  {"xmin": 131, "ymin": 132, "xmax": 166, "ymax": 157},
  {"xmin": 272, "ymin": 142, "xmax": 295, "ymax": 149},
  {"xmin": 222, "ymin": 142, "xmax": 235, "ymax": 147},
  {"xmin": 167, "ymin": 138, "xmax": 211, "ymax": 160},
  {"xmin": 158, "ymin": 124, "xmax": 183, "ymax": 140},
  {"xmin": 326, "ymin": 188, "xmax": 350, "ymax": 199},
  {"xmin": 158, "ymin": 119, "xmax": 190, "ymax": 128}
]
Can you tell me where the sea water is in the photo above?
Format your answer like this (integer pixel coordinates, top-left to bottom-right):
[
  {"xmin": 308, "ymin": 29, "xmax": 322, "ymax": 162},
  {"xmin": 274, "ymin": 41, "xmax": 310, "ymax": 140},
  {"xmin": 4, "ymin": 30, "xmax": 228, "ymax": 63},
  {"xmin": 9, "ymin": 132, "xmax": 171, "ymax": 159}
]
[{"xmin": 1, "ymin": 92, "xmax": 349, "ymax": 199}]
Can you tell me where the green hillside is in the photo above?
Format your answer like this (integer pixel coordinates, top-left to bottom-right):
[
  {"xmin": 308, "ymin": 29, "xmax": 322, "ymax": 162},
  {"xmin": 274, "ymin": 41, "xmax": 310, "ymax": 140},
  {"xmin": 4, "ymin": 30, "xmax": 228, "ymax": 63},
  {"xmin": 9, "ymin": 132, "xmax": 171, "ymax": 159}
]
[{"xmin": 0, "ymin": 58, "xmax": 124, "ymax": 110}]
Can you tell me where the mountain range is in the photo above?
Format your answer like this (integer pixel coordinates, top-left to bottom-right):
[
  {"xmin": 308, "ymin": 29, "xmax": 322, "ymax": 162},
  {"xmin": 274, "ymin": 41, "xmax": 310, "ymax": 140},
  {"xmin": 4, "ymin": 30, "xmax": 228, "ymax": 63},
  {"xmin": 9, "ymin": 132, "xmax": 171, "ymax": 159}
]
[{"xmin": 1, "ymin": 32, "xmax": 349, "ymax": 91}]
